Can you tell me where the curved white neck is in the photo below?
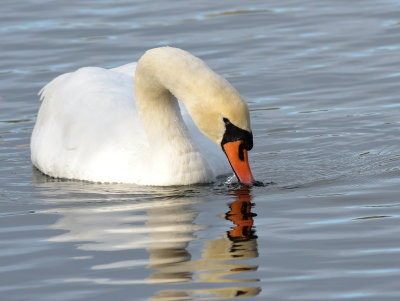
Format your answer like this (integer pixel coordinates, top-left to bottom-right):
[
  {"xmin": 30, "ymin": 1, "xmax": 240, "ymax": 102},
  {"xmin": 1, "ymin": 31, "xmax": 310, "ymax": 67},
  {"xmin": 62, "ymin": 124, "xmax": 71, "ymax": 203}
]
[
  {"xmin": 134, "ymin": 49, "xmax": 192, "ymax": 150},
  {"xmin": 133, "ymin": 47, "xmax": 218, "ymax": 183}
]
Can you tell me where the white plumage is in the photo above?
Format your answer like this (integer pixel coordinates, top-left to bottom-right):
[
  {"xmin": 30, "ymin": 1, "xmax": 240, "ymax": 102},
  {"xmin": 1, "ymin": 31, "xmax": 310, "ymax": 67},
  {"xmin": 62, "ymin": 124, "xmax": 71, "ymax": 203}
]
[{"xmin": 31, "ymin": 48, "xmax": 250, "ymax": 185}]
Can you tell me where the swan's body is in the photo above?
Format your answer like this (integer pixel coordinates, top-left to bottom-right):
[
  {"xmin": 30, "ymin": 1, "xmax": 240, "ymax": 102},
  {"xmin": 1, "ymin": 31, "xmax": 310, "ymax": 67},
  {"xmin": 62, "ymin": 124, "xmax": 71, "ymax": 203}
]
[{"xmin": 31, "ymin": 47, "xmax": 254, "ymax": 186}]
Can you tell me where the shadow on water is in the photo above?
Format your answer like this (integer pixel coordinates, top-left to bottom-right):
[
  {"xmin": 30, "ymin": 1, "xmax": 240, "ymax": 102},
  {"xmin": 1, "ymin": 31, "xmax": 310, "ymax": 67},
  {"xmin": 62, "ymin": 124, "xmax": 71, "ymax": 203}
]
[{"xmin": 32, "ymin": 171, "xmax": 260, "ymax": 300}]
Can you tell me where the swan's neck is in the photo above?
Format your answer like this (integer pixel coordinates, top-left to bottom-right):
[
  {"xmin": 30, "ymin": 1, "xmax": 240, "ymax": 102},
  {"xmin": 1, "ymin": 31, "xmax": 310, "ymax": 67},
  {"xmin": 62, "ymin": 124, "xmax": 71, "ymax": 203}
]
[
  {"xmin": 134, "ymin": 49, "xmax": 197, "ymax": 152},
  {"xmin": 133, "ymin": 47, "xmax": 215, "ymax": 184},
  {"xmin": 135, "ymin": 83, "xmax": 189, "ymax": 151}
]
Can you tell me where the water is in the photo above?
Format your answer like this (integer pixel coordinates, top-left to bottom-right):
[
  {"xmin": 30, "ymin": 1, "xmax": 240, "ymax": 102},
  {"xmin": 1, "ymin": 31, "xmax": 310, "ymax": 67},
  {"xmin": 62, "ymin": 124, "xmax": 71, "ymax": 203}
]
[{"xmin": 1, "ymin": 0, "xmax": 400, "ymax": 300}]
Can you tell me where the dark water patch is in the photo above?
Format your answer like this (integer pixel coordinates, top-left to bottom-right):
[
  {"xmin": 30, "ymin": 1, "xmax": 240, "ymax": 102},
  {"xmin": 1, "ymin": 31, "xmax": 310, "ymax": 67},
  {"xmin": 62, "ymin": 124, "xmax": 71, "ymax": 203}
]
[
  {"xmin": 205, "ymin": 9, "xmax": 271, "ymax": 18},
  {"xmin": 0, "ymin": 119, "xmax": 31, "ymax": 124}
]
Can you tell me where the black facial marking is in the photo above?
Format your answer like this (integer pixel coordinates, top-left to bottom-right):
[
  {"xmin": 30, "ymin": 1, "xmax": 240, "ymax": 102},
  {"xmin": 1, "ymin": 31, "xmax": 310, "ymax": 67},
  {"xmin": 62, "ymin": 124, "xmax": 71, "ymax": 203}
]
[{"xmin": 221, "ymin": 117, "xmax": 253, "ymax": 150}]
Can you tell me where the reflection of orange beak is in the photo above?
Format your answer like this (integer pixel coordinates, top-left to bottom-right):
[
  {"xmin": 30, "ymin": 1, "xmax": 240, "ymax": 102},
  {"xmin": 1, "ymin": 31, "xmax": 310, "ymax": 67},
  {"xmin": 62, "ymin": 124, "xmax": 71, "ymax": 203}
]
[
  {"xmin": 226, "ymin": 188, "xmax": 257, "ymax": 241},
  {"xmin": 223, "ymin": 140, "xmax": 255, "ymax": 185}
]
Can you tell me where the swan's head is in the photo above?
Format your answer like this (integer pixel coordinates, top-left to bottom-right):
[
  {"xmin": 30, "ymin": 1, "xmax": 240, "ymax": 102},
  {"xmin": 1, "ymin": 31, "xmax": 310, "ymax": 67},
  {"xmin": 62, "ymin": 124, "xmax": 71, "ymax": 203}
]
[
  {"xmin": 220, "ymin": 117, "xmax": 254, "ymax": 186},
  {"xmin": 184, "ymin": 77, "xmax": 255, "ymax": 186}
]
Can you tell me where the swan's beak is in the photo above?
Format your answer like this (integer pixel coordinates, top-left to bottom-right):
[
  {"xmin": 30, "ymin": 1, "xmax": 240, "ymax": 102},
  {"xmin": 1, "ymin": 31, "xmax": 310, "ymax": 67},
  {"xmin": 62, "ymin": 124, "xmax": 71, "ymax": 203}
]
[{"xmin": 223, "ymin": 140, "xmax": 255, "ymax": 186}]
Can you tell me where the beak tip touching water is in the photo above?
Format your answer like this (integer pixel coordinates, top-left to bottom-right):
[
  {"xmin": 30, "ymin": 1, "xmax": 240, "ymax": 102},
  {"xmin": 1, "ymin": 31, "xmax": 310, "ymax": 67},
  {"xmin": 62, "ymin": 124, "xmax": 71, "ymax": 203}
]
[
  {"xmin": 222, "ymin": 140, "xmax": 255, "ymax": 186},
  {"xmin": 237, "ymin": 170, "xmax": 255, "ymax": 186}
]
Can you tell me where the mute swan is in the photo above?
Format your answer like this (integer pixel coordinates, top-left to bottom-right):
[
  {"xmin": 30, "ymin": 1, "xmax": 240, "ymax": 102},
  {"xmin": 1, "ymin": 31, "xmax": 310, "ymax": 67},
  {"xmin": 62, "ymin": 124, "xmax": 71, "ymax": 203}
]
[{"xmin": 31, "ymin": 47, "xmax": 255, "ymax": 186}]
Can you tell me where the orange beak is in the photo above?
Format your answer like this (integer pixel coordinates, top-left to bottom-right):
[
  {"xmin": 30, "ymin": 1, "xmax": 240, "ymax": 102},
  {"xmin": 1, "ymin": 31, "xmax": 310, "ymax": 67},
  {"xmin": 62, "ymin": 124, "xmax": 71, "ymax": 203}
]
[{"xmin": 222, "ymin": 140, "xmax": 255, "ymax": 186}]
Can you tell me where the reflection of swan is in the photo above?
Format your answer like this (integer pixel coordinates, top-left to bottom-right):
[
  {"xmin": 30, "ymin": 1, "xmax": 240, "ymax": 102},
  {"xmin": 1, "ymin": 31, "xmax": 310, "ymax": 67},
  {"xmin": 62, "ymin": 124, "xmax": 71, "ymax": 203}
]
[
  {"xmin": 148, "ymin": 188, "xmax": 260, "ymax": 300},
  {"xmin": 39, "ymin": 183, "xmax": 260, "ymax": 300},
  {"xmin": 31, "ymin": 47, "xmax": 255, "ymax": 186},
  {"xmin": 47, "ymin": 197, "xmax": 203, "ymax": 253}
]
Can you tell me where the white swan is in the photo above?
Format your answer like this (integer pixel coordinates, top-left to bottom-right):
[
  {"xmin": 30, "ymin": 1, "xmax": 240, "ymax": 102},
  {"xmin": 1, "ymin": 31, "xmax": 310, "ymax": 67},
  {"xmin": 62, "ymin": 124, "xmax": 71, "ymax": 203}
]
[{"xmin": 31, "ymin": 47, "xmax": 255, "ymax": 186}]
